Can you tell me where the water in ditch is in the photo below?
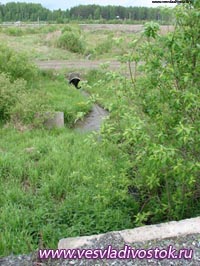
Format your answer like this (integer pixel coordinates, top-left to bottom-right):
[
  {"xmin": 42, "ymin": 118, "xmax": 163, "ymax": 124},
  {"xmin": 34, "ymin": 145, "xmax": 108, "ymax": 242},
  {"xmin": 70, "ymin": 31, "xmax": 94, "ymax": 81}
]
[{"xmin": 74, "ymin": 90, "xmax": 109, "ymax": 132}]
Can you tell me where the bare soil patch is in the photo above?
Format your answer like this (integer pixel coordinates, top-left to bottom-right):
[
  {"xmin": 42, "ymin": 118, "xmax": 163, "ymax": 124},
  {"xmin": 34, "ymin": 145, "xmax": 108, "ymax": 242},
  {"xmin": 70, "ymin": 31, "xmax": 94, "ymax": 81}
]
[
  {"xmin": 35, "ymin": 59, "xmax": 122, "ymax": 71},
  {"xmin": 80, "ymin": 24, "xmax": 174, "ymax": 34}
]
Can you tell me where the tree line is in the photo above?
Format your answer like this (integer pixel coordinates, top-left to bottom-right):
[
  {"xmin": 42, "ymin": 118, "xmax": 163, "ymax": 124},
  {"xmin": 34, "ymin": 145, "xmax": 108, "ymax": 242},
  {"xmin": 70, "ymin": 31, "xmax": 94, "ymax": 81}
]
[{"xmin": 0, "ymin": 2, "xmax": 173, "ymax": 23}]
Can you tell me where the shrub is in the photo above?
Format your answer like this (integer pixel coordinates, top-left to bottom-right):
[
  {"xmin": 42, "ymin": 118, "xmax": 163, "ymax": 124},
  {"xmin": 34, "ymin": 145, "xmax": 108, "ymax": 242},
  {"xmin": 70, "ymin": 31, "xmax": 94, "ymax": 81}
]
[
  {"xmin": 10, "ymin": 90, "xmax": 49, "ymax": 125},
  {"xmin": 6, "ymin": 53, "xmax": 38, "ymax": 82},
  {"xmin": 57, "ymin": 31, "xmax": 85, "ymax": 54},
  {"xmin": 4, "ymin": 27, "xmax": 23, "ymax": 36},
  {"xmin": 0, "ymin": 73, "xmax": 26, "ymax": 121},
  {"xmin": 39, "ymin": 25, "xmax": 58, "ymax": 34},
  {"xmin": 94, "ymin": 36, "xmax": 113, "ymax": 55},
  {"xmin": 143, "ymin": 21, "xmax": 160, "ymax": 39},
  {"xmin": 0, "ymin": 73, "xmax": 51, "ymax": 125},
  {"xmin": 61, "ymin": 25, "xmax": 72, "ymax": 33},
  {"xmin": 88, "ymin": 3, "xmax": 200, "ymax": 225},
  {"xmin": 0, "ymin": 44, "xmax": 38, "ymax": 82}
]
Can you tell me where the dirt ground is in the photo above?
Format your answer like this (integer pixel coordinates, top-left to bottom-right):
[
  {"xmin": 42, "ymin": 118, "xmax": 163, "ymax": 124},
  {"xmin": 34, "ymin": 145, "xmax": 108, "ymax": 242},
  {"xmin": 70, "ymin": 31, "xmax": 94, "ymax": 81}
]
[
  {"xmin": 35, "ymin": 59, "xmax": 121, "ymax": 71},
  {"xmin": 80, "ymin": 24, "xmax": 174, "ymax": 34}
]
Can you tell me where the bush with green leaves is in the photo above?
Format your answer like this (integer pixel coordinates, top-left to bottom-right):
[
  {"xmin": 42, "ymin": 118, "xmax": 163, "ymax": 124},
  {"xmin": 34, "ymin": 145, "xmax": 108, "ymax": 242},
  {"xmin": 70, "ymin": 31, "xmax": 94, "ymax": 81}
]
[
  {"xmin": 10, "ymin": 90, "xmax": 50, "ymax": 125},
  {"xmin": 0, "ymin": 44, "xmax": 38, "ymax": 82},
  {"xmin": 3, "ymin": 27, "xmax": 24, "ymax": 36},
  {"xmin": 57, "ymin": 31, "xmax": 85, "ymax": 54},
  {"xmin": 0, "ymin": 73, "xmax": 48, "ymax": 124},
  {"xmin": 0, "ymin": 127, "xmax": 136, "ymax": 255},
  {"xmin": 61, "ymin": 25, "xmax": 72, "ymax": 33},
  {"xmin": 0, "ymin": 43, "xmax": 91, "ymax": 125},
  {"xmin": 39, "ymin": 25, "xmax": 59, "ymax": 34},
  {"xmin": 86, "ymin": 2, "xmax": 200, "ymax": 225},
  {"xmin": 127, "ymin": 3, "xmax": 199, "ymax": 223},
  {"xmin": 0, "ymin": 73, "xmax": 26, "ymax": 121},
  {"xmin": 143, "ymin": 21, "xmax": 160, "ymax": 39}
]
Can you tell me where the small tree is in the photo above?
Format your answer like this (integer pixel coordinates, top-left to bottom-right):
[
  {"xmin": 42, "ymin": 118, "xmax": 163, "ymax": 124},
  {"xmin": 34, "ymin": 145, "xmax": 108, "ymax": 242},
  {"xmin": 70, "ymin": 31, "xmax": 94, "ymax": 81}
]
[{"xmin": 57, "ymin": 31, "xmax": 85, "ymax": 54}]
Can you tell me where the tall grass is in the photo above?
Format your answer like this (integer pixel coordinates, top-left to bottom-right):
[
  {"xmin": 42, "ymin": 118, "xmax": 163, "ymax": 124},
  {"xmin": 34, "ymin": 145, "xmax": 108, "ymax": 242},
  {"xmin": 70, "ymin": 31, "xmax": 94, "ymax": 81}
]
[
  {"xmin": 0, "ymin": 127, "xmax": 135, "ymax": 255},
  {"xmin": 0, "ymin": 59, "xmax": 135, "ymax": 256}
]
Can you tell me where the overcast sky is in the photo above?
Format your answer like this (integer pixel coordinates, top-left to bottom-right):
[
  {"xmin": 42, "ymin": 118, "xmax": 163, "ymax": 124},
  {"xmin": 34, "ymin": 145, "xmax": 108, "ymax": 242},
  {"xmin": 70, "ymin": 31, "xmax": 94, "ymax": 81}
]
[{"xmin": 0, "ymin": 0, "xmax": 177, "ymax": 10}]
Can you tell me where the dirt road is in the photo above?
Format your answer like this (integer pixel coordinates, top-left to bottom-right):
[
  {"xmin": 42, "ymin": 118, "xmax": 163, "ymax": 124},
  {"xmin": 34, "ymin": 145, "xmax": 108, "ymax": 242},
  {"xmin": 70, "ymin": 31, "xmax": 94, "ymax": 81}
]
[
  {"xmin": 80, "ymin": 24, "xmax": 174, "ymax": 34},
  {"xmin": 35, "ymin": 59, "xmax": 122, "ymax": 71}
]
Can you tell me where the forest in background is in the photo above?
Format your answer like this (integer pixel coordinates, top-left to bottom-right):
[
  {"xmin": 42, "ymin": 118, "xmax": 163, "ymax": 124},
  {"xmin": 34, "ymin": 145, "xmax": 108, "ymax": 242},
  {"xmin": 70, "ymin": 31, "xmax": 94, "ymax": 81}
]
[{"xmin": 0, "ymin": 2, "xmax": 173, "ymax": 23}]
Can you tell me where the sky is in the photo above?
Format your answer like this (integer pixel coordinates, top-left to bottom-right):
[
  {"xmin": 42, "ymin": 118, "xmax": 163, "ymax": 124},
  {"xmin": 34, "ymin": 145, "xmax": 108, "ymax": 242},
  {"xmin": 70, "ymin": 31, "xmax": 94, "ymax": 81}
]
[{"xmin": 0, "ymin": 0, "xmax": 177, "ymax": 10}]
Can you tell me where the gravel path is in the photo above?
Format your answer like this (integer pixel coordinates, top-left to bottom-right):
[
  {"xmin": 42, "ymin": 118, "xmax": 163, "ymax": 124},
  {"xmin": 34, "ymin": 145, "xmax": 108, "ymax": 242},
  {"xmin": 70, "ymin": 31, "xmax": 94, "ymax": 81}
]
[{"xmin": 1, "ymin": 233, "xmax": 200, "ymax": 266}]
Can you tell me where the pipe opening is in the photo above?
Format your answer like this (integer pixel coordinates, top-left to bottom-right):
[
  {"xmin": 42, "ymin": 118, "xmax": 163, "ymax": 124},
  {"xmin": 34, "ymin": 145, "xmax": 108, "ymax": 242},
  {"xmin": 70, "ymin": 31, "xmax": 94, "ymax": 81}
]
[{"xmin": 68, "ymin": 73, "xmax": 81, "ymax": 89}]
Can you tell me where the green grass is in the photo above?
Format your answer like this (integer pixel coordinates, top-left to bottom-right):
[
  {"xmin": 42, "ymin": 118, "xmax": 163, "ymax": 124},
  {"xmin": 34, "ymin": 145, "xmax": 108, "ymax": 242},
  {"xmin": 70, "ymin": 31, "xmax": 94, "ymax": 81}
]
[
  {"xmin": 2, "ymin": 18, "xmax": 198, "ymax": 257},
  {"xmin": 0, "ymin": 68, "xmax": 137, "ymax": 256},
  {"xmin": 6, "ymin": 71, "xmax": 92, "ymax": 127},
  {"xmin": 36, "ymin": 73, "xmax": 92, "ymax": 126},
  {"xmin": 0, "ymin": 126, "xmax": 136, "ymax": 255},
  {"xmin": 0, "ymin": 32, "xmax": 80, "ymax": 61},
  {"xmin": 83, "ymin": 30, "xmax": 135, "ymax": 59},
  {"xmin": 0, "ymin": 24, "xmax": 137, "ymax": 61}
]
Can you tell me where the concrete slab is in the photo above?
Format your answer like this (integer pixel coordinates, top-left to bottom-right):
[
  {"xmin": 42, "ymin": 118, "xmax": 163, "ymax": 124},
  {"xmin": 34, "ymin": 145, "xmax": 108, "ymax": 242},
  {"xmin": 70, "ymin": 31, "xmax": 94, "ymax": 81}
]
[{"xmin": 58, "ymin": 217, "xmax": 200, "ymax": 249}]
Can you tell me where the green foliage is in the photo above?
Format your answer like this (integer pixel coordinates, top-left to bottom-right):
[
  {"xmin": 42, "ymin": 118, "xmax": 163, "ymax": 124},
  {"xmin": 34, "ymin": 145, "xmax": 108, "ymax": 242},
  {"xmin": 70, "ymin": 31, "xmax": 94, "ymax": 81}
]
[
  {"xmin": 2, "ymin": 26, "xmax": 59, "ymax": 36},
  {"xmin": 0, "ymin": 2, "xmax": 173, "ymax": 23},
  {"xmin": 12, "ymin": 74, "xmax": 91, "ymax": 126},
  {"xmin": 57, "ymin": 31, "xmax": 85, "ymax": 54},
  {"xmin": 1, "ymin": 1, "xmax": 199, "ymax": 258},
  {"xmin": 0, "ymin": 128, "xmax": 135, "ymax": 255},
  {"xmin": 0, "ymin": 46, "xmax": 42, "ymax": 123},
  {"xmin": 4, "ymin": 27, "xmax": 24, "ymax": 36},
  {"xmin": 143, "ymin": 21, "xmax": 160, "ymax": 39},
  {"xmin": 94, "ymin": 35, "xmax": 113, "ymax": 55},
  {"xmin": 0, "ymin": 73, "xmax": 26, "ymax": 121},
  {"xmin": 39, "ymin": 25, "xmax": 59, "ymax": 34},
  {"xmin": 0, "ymin": 2, "xmax": 51, "ymax": 22},
  {"xmin": 0, "ymin": 34, "xmax": 92, "ymax": 125},
  {"xmin": 85, "ymin": 2, "xmax": 200, "ymax": 225},
  {"xmin": 61, "ymin": 25, "xmax": 72, "ymax": 33},
  {"xmin": 69, "ymin": 5, "xmax": 173, "ymax": 22},
  {"xmin": 0, "ymin": 73, "xmax": 48, "ymax": 124},
  {"xmin": 0, "ymin": 44, "xmax": 38, "ymax": 82},
  {"xmin": 0, "ymin": 46, "xmax": 51, "ymax": 124},
  {"xmin": 38, "ymin": 74, "xmax": 91, "ymax": 127},
  {"xmin": 10, "ymin": 90, "xmax": 49, "ymax": 125}
]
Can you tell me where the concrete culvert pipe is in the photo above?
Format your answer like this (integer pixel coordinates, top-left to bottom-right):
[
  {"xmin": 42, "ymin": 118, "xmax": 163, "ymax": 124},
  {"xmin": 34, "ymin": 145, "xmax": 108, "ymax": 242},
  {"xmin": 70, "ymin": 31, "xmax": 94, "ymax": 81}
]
[{"xmin": 68, "ymin": 72, "xmax": 81, "ymax": 89}]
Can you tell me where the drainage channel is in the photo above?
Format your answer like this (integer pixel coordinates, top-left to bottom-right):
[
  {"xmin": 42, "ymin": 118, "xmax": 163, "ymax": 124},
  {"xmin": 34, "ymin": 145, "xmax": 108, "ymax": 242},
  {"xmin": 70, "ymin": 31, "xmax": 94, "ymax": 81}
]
[
  {"xmin": 75, "ymin": 103, "xmax": 109, "ymax": 132},
  {"xmin": 74, "ymin": 90, "xmax": 109, "ymax": 132},
  {"xmin": 66, "ymin": 73, "xmax": 109, "ymax": 132}
]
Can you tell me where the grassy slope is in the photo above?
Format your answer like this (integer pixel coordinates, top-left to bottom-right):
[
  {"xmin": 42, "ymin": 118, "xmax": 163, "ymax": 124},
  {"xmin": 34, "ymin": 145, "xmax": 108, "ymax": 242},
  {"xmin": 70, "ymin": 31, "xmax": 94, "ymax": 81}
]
[
  {"xmin": 0, "ymin": 71, "xmax": 136, "ymax": 256},
  {"xmin": 0, "ymin": 127, "xmax": 135, "ymax": 255},
  {"xmin": 1, "ymin": 20, "xmax": 199, "ymax": 256}
]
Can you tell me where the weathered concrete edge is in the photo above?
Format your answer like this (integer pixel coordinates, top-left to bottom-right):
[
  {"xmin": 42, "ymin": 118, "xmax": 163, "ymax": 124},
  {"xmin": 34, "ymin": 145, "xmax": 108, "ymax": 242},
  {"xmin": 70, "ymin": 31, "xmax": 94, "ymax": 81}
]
[{"xmin": 58, "ymin": 216, "xmax": 200, "ymax": 249}]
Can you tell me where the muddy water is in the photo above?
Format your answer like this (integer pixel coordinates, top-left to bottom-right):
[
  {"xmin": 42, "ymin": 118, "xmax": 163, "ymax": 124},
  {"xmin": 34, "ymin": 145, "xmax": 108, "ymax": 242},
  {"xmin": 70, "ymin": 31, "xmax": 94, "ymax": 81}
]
[{"xmin": 74, "ymin": 91, "xmax": 109, "ymax": 132}]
